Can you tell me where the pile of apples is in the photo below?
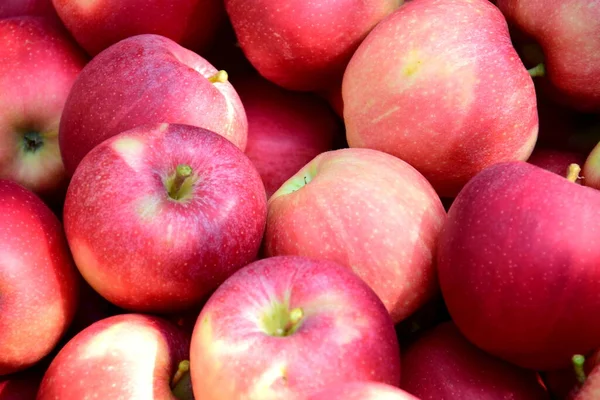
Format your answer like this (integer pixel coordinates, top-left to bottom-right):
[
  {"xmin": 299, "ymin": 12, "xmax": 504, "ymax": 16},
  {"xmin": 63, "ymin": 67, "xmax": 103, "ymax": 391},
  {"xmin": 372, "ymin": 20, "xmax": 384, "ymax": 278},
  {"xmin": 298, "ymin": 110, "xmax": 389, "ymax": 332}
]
[{"xmin": 1, "ymin": 0, "xmax": 600, "ymax": 399}]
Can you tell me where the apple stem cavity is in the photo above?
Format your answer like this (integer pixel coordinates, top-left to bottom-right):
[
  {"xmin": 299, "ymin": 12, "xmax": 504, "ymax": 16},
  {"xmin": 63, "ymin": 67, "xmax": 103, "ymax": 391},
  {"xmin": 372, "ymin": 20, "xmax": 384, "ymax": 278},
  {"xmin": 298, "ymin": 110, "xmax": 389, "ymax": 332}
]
[
  {"xmin": 208, "ymin": 70, "xmax": 229, "ymax": 84},
  {"xmin": 171, "ymin": 360, "xmax": 194, "ymax": 400},
  {"xmin": 166, "ymin": 164, "xmax": 195, "ymax": 201},
  {"xmin": 261, "ymin": 303, "xmax": 305, "ymax": 337},
  {"xmin": 22, "ymin": 131, "xmax": 44, "ymax": 153},
  {"xmin": 566, "ymin": 163, "xmax": 582, "ymax": 183},
  {"xmin": 573, "ymin": 354, "xmax": 587, "ymax": 385},
  {"xmin": 528, "ymin": 63, "xmax": 546, "ymax": 78}
]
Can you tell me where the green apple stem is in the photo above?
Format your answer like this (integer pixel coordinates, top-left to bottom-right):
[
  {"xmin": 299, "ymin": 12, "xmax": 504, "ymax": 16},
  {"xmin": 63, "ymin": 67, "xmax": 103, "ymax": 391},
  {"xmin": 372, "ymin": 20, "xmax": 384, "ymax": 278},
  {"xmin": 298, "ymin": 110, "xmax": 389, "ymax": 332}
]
[
  {"xmin": 573, "ymin": 354, "xmax": 587, "ymax": 385},
  {"xmin": 208, "ymin": 70, "xmax": 228, "ymax": 84},
  {"xmin": 566, "ymin": 163, "xmax": 582, "ymax": 183},
  {"xmin": 167, "ymin": 164, "xmax": 194, "ymax": 201},
  {"xmin": 528, "ymin": 63, "xmax": 546, "ymax": 78},
  {"xmin": 171, "ymin": 360, "xmax": 194, "ymax": 400}
]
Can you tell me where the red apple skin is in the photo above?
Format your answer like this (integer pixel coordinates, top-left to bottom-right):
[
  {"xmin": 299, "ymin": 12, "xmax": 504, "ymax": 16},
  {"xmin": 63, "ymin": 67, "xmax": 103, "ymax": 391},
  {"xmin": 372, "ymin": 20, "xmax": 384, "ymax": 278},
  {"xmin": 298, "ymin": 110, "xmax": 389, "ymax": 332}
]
[
  {"xmin": 264, "ymin": 148, "xmax": 446, "ymax": 323},
  {"xmin": 309, "ymin": 382, "xmax": 419, "ymax": 400},
  {"xmin": 497, "ymin": 0, "xmax": 600, "ymax": 112},
  {"xmin": 190, "ymin": 256, "xmax": 401, "ymax": 400},
  {"xmin": 58, "ymin": 34, "xmax": 248, "ymax": 177},
  {"xmin": 527, "ymin": 148, "xmax": 586, "ymax": 178},
  {"xmin": 37, "ymin": 314, "xmax": 191, "ymax": 400},
  {"xmin": 0, "ymin": 180, "xmax": 79, "ymax": 375},
  {"xmin": 583, "ymin": 142, "xmax": 600, "ymax": 190},
  {"xmin": 63, "ymin": 123, "xmax": 267, "ymax": 313},
  {"xmin": 52, "ymin": 0, "xmax": 224, "ymax": 56},
  {"xmin": 0, "ymin": 17, "xmax": 86, "ymax": 201},
  {"xmin": 224, "ymin": 0, "xmax": 403, "ymax": 91},
  {"xmin": 342, "ymin": 0, "xmax": 538, "ymax": 197},
  {"xmin": 437, "ymin": 161, "xmax": 600, "ymax": 371},
  {"xmin": 236, "ymin": 75, "xmax": 340, "ymax": 198},
  {"xmin": 0, "ymin": 0, "xmax": 57, "ymax": 19},
  {"xmin": 401, "ymin": 322, "xmax": 549, "ymax": 399}
]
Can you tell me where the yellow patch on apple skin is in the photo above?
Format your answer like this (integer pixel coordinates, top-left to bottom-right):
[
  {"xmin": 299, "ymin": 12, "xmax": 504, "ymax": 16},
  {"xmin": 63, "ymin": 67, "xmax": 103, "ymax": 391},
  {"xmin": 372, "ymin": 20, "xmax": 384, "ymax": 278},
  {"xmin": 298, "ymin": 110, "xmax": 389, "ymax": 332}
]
[
  {"xmin": 403, "ymin": 50, "xmax": 422, "ymax": 77},
  {"xmin": 247, "ymin": 362, "xmax": 288, "ymax": 399},
  {"xmin": 111, "ymin": 137, "xmax": 145, "ymax": 172},
  {"xmin": 137, "ymin": 195, "xmax": 162, "ymax": 222}
]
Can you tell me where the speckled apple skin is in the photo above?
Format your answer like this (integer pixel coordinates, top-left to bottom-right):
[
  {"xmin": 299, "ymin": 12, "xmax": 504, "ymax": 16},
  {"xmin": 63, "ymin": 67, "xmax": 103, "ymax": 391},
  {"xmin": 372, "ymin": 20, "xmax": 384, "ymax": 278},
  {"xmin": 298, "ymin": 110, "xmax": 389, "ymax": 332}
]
[
  {"xmin": 0, "ymin": 17, "xmax": 86, "ymax": 196},
  {"xmin": 190, "ymin": 256, "xmax": 401, "ymax": 400},
  {"xmin": 438, "ymin": 161, "xmax": 600, "ymax": 371},
  {"xmin": 37, "ymin": 314, "xmax": 190, "ymax": 400},
  {"xmin": 63, "ymin": 123, "xmax": 266, "ymax": 313},
  {"xmin": 265, "ymin": 148, "xmax": 447, "ymax": 324},
  {"xmin": 58, "ymin": 34, "xmax": 248, "ymax": 176},
  {"xmin": 343, "ymin": 0, "xmax": 538, "ymax": 197},
  {"xmin": 225, "ymin": 0, "xmax": 403, "ymax": 91},
  {"xmin": 497, "ymin": 0, "xmax": 600, "ymax": 112},
  {"xmin": 0, "ymin": 0, "xmax": 56, "ymax": 18},
  {"xmin": 0, "ymin": 180, "xmax": 79, "ymax": 375}
]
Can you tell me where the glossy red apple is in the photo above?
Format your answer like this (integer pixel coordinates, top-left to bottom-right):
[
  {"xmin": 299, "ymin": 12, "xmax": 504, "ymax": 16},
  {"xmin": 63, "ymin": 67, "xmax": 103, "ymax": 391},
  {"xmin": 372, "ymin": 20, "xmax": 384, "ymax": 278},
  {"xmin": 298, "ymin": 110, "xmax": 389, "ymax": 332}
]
[
  {"xmin": 63, "ymin": 123, "xmax": 266, "ymax": 313},
  {"xmin": 0, "ymin": 179, "xmax": 79, "ymax": 375},
  {"xmin": 583, "ymin": 142, "xmax": 600, "ymax": 190},
  {"xmin": 496, "ymin": 0, "xmax": 600, "ymax": 112},
  {"xmin": 309, "ymin": 382, "xmax": 419, "ymax": 400},
  {"xmin": 342, "ymin": 0, "xmax": 538, "ymax": 197},
  {"xmin": 0, "ymin": 17, "xmax": 86, "ymax": 203},
  {"xmin": 225, "ymin": 0, "xmax": 402, "ymax": 91},
  {"xmin": 58, "ymin": 34, "xmax": 248, "ymax": 176},
  {"xmin": 401, "ymin": 322, "xmax": 549, "ymax": 399},
  {"xmin": 264, "ymin": 148, "xmax": 446, "ymax": 323},
  {"xmin": 437, "ymin": 161, "xmax": 600, "ymax": 370},
  {"xmin": 0, "ymin": 0, "xmax": 57, "ymax": 19},
  {"xmin": 52, "ymin": 0, "xmax": 224, "ymax": 56},
  {"xmin": 236, "ymin": 75, "xmax": 339, "ymax": 198},
  {"xmin": 37, "ymin": 314, "xmax": 192, "ymax": 400},
  {"xmin": 190, "ymin": 256, "xmax": 401, "ymax": 399}
]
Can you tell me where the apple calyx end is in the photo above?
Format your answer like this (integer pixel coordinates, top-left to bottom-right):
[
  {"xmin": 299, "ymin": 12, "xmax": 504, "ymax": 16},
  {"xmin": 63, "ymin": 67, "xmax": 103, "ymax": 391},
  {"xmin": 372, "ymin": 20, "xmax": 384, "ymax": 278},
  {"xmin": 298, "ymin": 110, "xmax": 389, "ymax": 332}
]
[
  {"xmin": 566, "ymin": 163, "xmax": 582, "ymax": 183},
  {"xmin": 208, "ymin": 70, "xmax": 229, "ymax": 84},
  {"xmin": 22, "ymin": 131, "xmax": 45, "ymax": 153},
  {"xmin": 166, "ymin": 164, "xmax": 196, "ymax": 201},
  {"xmin": 573, "ymin": 354, "xmax": 587, "ymax": 385},
  {"xmin": 528, "ymin": 63, "xmax": 546, "ymax": 78}
]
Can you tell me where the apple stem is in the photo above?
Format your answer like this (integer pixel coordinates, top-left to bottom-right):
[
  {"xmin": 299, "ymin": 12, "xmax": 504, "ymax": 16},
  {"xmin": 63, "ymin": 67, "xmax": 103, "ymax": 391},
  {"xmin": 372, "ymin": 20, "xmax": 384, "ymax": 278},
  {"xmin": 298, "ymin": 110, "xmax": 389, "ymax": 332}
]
[
  {"xmin": 167, "ymin": 164, "xmax": 194, "ymax": 200},
  {"xmin": 171, "ymin": 360, "xmax": 190, "ymax": 388},
  {"xmin": 171, "ymin": 360, "xmax": 194, "ymax": 400},
  {"xmin": 528, "ymin": 63, "xmax": 546, "ymax": 78},
  {"xmin": 566, "ymin": 163, "xmax": 582, "ymax": 183},
  {"xmin": 573, "ymin": 354, "xmax": 587, "ymax": 385},
  {"xmin": 208, "ymin": 70, "xmax": 229, "ymax": 84}
]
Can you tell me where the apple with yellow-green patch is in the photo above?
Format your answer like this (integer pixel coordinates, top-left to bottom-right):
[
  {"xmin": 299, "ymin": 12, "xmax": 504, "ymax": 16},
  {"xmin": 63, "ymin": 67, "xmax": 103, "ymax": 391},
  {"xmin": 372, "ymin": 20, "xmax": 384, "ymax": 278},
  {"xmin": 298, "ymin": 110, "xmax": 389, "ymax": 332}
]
[
  {"xmin": 189, "ymin": 256, "xmax": 401, "ymax": 400},
  {"xmin": 63, "ymin": 123, "xmax": 267, "ymax": 313},
  {"xmin": 584, "ymin": 142, "xmax": 600, "ymax": 190}
]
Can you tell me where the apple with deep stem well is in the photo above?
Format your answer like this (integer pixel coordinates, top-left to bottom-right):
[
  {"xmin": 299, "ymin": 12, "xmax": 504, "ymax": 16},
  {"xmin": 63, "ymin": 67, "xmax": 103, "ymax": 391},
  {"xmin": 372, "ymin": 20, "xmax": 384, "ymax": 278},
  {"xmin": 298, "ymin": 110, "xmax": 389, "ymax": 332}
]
[
  {"xmin": 0, "ymin": 179, "xmax": 79, "ymax": 375},
  {"xmin": 438, "ymin": 161, "xmax": 600, "ymax": 370},
  {"xmin": 37, "ymin": 314, "xmax": 193, "ymax": 400},
  {"xmin": 190, "ymin": 256, "xmax": 401, "ymax": 399},
  {"xmin": 264, "ymin": 148, "xmax": 446, "ymax": 323},
  {"xmin": 58, "ymin": 34, "xmax": 248, "ymax": 176},
  {"xmin": 63, "ymin": 123, "xmax": 267, "ymax": 313},
  {"xmin": 342, "ymin": 0, "xmax": 538, "ymax": 197}
]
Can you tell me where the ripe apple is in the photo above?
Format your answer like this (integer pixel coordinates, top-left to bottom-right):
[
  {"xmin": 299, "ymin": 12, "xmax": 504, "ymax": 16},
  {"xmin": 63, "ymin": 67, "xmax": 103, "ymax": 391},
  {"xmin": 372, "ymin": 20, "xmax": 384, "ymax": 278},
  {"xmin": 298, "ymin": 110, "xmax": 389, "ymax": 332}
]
[
  {"xmin": 496, "ymin": 0, "xmax": 600, "ymax": 112},
  {"xmin": 224, "ymin": 0, "xmax": 402, "ymax": 91},
  {"xmin": 583, "ymin": 142, "xmax": 600, "ymax": 190},
  {"xmin": 0, "ymin": 179, "xmax": 79, "ymax": 375},
  {"xmin": 309, "ymin": 382, "xmax": 419, "ymax": 400},
  {"xmin": 58, "ymin": 34, "xmax": 248, "ymax": 176},
  {"xmin": 37, "ymin": 314, "xmax": 192, "ymax": 400},
  {"xmin": 0, "ymin": 0, "xmax": 57, "ymax": 19},
  {"xmin": 527, "ymin": 148, "xmax": 586, "ymax": 179},
  {"xmin": 0, "ymin": 17, "xmax": 86, "ymax": 203},
  {"xmin": 264, "ymin": 148, "xmax": 446, "ymax": 323},
  {"xmin": 63, "ymin": 123, "xmax": 266, "ymax": 313},
  {"xmin": 400, "ymin": 322, "xmax": 549, "ymax": 399},
  {"xmin": 235, "ymin": 75, "xmax": 339, "ymax": 198},
  {"xmin": 437, "ymin": 161, "xmax": 600, "ymax": 370},
  {"xmin": 342, "ymin": 0, "xmax": 538, "ymax": 197},
  {"xmin": 52, "ymin": 0, "xmax": 224, "ymax": 56},
  {"xmin": 190, "ymin": 256, "xmax": 401, "ymax": 399}
]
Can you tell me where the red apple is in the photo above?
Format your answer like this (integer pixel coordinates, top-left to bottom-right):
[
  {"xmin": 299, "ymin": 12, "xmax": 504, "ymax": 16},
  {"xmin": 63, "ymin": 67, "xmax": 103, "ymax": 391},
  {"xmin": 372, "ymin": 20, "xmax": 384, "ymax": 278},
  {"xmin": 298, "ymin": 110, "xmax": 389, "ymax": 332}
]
[
  {"xmin": 401, "ymin": 322, "xmax": 549, "ymax": 399},
  {"xmin": 63, "ymin": 123, "xmax": 266, "ymax": 313},
  {"xmin": 0, "ymin": 368, "xmax": 43, "ymax": 400},
  {"xmin": 190, "ymin": 256, "xmax": 401, "ymax": 399},
  {"xmin": 264, "ymin": 148, "xmax": 446, "ymax": 323},
  {"xmin": 527, "ymin": 148, "xmax": 586, "ymax": 178},
  {"xmin": 583, "ymin": 142, "xmax": 600, "ymax": 190},
  {"xmin": 309, "ymin": 382, "xmax": 419, "ymax": 400},
  {"xmin": 37, "ymin": 314, "xmax": 192, "ymax": 400},
  {"xmin": 0, "ymin": 179, "xmax": 79, "ymax": 375},
  {"xmin": 52, "ymin": 0, "xmax": 224, "ymax": 56},
  {"xmin": 235, "ymin": 75, "xmax": 340, "ymax": 198},
  {"xmin": 58, "ymin": 34, "xmax": 248, "ymax": 176},
  {"xmin": 496, "ymin": 0, "xmax": 600, "ymax": 112},
  {"xmin": 342, "ymin": 0, "xmax": 538, "ymax": 197},
  {"xmin": 0, "ymin": 17, "xmax": 86, "ymax": 203},
  {"xmin": 225, "ymin": 0, "xmax": 402, "ymax": 91},
  {"xmin": 0, "ymin": 0, "xmax": 57, "ymax": 19},
  {"xmin": 437, "ymin": 161, "xmax": 600, "ymax": 370}
]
